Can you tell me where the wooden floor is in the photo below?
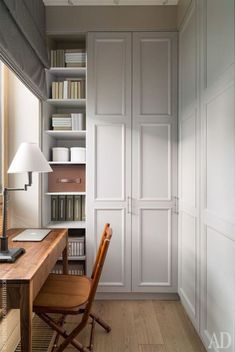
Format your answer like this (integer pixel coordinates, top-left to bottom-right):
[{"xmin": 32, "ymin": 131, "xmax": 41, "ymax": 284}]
[{"xmin": 53, "ymin": 301, "xmax": 206, "ymax": 352}]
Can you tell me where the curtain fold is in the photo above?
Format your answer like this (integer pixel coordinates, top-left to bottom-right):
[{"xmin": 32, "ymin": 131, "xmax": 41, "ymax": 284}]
[{"xmin": 0, "ymin": 0, "xmax": 48, "ymax": 99}]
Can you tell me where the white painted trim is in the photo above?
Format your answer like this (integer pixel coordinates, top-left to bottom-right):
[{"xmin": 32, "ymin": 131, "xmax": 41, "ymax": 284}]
[{"xmin": 95, "ymin": 292, "xmax": 179, "ymax": 300}]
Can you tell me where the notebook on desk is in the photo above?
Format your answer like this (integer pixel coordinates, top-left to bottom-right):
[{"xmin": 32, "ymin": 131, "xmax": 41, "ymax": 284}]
[{"xmin": 12, "ymin": 229, "xmax": 51, "ymax": 242}]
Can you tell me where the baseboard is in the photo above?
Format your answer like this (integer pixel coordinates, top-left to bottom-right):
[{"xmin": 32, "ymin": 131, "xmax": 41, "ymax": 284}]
[{"xmin": 95, "ymin": 292, "xmax": 180, "ymax": 300}]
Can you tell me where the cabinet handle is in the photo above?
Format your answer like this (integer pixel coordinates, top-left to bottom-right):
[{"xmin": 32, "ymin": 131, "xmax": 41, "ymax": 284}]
[
  {"xmin": 127, "ymin": 196, "xmax": 132, "ymax": 214},
  {"xmin": 57, "ymin": 178, "xmax": 81, "ymax": 184},
  {"xmin": 173, "ymin": 196, "xmax": 179, "ymax": 214}
]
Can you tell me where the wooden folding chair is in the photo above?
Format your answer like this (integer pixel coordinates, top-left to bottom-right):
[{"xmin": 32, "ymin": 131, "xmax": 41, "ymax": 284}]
[{"xmin": 33, "ymin": 224, "xmax": 112, "ymax": 352}]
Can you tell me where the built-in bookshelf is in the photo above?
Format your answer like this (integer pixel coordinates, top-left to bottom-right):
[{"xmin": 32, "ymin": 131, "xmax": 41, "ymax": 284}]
[{"xmin": 42, "ymin": 35, "xmax": 87, "ymax": 275}]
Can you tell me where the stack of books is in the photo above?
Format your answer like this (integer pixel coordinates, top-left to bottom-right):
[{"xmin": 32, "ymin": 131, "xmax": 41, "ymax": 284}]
[
  {"xmin": 50, "ymin": 49, "xmax": 86, "ymax": 68},
  {"xmin": 51, "ymin": 113, "xmax": 85, "ymax": 131},
  {"xmin": 52, "ymin": 263, "xmax": 84, "ymax": 275},
  {"xmin": 51, "ymin": 79, "xmax": 86, "ymax": 99},
  {"xmin": 51, "ymin": 113, "xmax": 72, "ymax": 130},
  {"xmin": 65, "ymin": 49, "xmax": 86, "ymax": 67},
  {"xmin": 71, "ymin": 113, "xmax": 85, "ymax": 130},
  {"xmin": 51, "ymin": 195, "xmax": 86, "ymax": 222},
  {"xmin": 68, "ymin": 237, "xmax": 85, "ymax": 257},
  {"xmin": 50, "ymin": 49, "xmax": 65, "ymax": 67}
]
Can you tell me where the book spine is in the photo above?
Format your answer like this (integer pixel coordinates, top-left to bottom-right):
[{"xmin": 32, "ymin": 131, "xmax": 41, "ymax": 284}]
[
  {"xmin": 74, "ymin": 195, "xmax": 82, "ymax": 221},
  {"xmin": 59, "ymin": 82, "xmax": 63, "ymax": 99},
  {"xmin": 63, "ymin": 81, "xmax": 68, "ymax": 99},
  {"xmin": 81, "ymin": 195, "xmax": 86, "ymax": 221},
  {"xmin": 51, "ymin": 195, "xmax": 58, "ymax": 221},
  {"xmin": 66, "ymin": 195, "xmax": 74, "ymax": 221},
  {"xmin": 58, "ymin": 195, "xmax": 66, "ymax": 221},
  {"xmin": 52, "ymin": 82, "xmax": 56, "ymax": 99}
]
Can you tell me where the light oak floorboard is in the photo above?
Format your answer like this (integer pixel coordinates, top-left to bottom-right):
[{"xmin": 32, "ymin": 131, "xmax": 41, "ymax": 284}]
[
  {"xmin": 131, "ymin": 301, "xmax": 164, "ymax": 345},
  {"xmin": 139, "ymin": 344, "xmax": 167, "ymax": 352},
  {"xmin": 54, "ymin": 301, "xmax": 206, "ymax": 352},
  {"xmin": 153, "ymin": 301, "xmax": 205, "ymax": 352}
]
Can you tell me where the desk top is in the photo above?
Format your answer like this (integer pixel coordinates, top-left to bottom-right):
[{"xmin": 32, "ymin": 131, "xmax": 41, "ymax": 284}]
[{"xmin": 0, "ymin": 228, "xmax": 67, "ymax": 282}]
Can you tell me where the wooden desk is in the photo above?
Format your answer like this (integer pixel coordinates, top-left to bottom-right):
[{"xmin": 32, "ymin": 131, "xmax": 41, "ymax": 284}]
[{"xmin": 0, "ymin": 228, "xmax": 68, "ymax": 352}]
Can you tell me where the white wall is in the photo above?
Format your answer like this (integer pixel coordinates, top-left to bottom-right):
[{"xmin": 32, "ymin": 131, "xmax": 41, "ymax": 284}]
[
  {"xmin": 178, "ymin": 0, "xmax": 235, "ymax": 351},
  {"xmin": 7, "ymin": 68, "xmax": 41, "ymax": 228}
]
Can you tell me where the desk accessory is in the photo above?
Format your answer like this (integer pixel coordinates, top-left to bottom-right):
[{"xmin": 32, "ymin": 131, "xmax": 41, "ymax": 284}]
[{"xmin": 0, "ymin": 143, "xmax": 52, "ymax": 262}]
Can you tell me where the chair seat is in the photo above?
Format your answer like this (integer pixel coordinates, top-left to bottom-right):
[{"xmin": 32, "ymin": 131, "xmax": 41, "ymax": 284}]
[{"xmin": 33, "ymin": 274, "xmax": 91, "ymax": 313}]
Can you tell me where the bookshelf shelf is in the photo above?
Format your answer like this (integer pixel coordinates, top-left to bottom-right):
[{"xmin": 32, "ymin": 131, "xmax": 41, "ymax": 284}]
[
  {"xmin": 47, "ymin": 221, "xmax": 86, "ymax": 229},
  {"xmin": 45, "ymin": 130, "xmax": 86, "ymax": 140},
  {"xmin": 49, "ymin": 161, "xmax": 86, "ymax": 165},
  {"xmin": 46, "ymin": 192, "xmax": 86, "ymax": 195},
  {"xmin": 47, "ymin": 99, "xmax": 86, "ymax": 108},
  {"xmin": 49, "ymin": 67, "xmax": 86, "ymax": 77}
]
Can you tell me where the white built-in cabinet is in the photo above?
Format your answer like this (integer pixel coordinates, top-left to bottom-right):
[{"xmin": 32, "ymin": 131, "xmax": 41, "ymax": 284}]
[
  {"xmin": 178, "ymin": 1, "xmax": 235, "ymax": 351},
  {"xmin": 87, "ymin": 32, "xmax": 178, "ymax": 293}
]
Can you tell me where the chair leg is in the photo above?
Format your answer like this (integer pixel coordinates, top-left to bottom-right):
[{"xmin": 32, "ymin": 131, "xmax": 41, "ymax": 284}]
[
  {"xmin": 37, "ymin": 313, "xmax": 89, "ymax": 352},
  {"xmin": 89, "ymin": 312, "xmax": 111, "ymax": 333},
  {"xmin": 87, "ymin": 318, "xmax": 96, "ymax": 352},
  {"xmin": 51, "ymin": 315, "xmax": 66, "ymax": 352}
]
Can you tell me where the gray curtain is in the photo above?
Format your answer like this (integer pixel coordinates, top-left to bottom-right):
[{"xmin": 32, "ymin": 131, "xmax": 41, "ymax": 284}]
[{"xmin": 0, "ymin": 0, "xmax": 49, "ymax": 99}]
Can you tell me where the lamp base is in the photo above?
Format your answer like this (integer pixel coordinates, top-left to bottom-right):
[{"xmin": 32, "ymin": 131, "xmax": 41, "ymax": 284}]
[{"xmin": 0, "ymin": 248, "xmax": 25, "ymax": 263}]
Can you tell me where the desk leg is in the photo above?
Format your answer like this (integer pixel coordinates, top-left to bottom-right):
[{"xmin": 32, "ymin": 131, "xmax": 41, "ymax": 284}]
[
  {"xmin": 20, "ymin": 283, "xmax": 32, "ymax": 352},
  {"xmin": 62, "ymin": 238, "xmax": 68, "ymax": 275}
]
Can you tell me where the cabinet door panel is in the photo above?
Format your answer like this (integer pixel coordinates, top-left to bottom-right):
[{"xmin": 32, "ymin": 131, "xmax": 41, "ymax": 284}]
[
  {"xmin": 87, "ymin": 32, "xmax": 132, "ymax": 292},
  {"xmin": 133, "ymin": 33, "xmax": 174, "ymax": 117},
  {"xmin": 140, "ymin": 124, "xmax": 171, "ymax": 200},
  {"xmin": 95, "ymin": 208, "xmax": 131, "ymax": 291},
  {"xmin": 132, "ymin": 32, "xmax": 178, "ymax": 293},
  {"xmin": 88, "ymin": 32, "xmax": 131, "ymax": 119},
  {"xmin": 95, "ymin": 124, "xmax": 125, "ymax": 200},
  {"xmin": 138, "ymin": 209, "xmax": 171, "ymax": 285}
]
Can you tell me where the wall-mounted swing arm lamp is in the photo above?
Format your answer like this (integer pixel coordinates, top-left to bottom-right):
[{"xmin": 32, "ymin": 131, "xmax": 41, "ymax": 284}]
[{"xmin": 0, "ymin": 143, "xmax": 52, "ymax": 263}]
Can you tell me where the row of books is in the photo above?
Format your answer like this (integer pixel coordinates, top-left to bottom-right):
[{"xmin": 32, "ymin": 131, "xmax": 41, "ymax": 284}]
[
  {"xmin": 51, "ymin": 79, "xmax": 85, "ymax": 99},
  {"xmin": 51, "ymin": 195, "xmax": 85, "ymax": 222},
  {"xmin": 51, "ymin": 113, "xmax": 85, "ymax": 131},
  {"xmin": 50, "ymin": 49, "xmax": 86, "ymax": 68},
  {"xmin": 68, "ymin": 237, "xmax": 85, "ymax": 257},
  {"xmin": 52, "ymin": 263, "xmax": 85, "ymax": 275}
]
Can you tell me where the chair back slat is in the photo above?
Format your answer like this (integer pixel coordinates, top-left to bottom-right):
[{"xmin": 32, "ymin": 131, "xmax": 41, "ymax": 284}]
[
  {"xmin": 91, "ymin": 223, "xmax": 110, "ymax": 279},
  {"xmin": 83, "ymin": 224, "xmax": 112, "ymax": 319}
]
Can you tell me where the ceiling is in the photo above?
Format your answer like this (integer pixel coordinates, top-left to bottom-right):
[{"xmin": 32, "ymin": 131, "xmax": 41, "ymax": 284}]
[{"xmin": 43, "ymin": 0, "xmax": 178, "ymax": 6}]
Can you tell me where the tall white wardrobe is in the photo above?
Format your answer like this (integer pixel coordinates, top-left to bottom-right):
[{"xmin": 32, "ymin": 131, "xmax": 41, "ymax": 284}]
[{"xmin": 86, "ymin": 32, "xmax": 178, "ymax": 295}]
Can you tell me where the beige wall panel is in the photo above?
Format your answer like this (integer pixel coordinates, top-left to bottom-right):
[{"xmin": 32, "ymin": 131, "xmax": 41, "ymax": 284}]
[{"xmin": 46, "ymin": 6, "xmax": 177, "ymax": 33}]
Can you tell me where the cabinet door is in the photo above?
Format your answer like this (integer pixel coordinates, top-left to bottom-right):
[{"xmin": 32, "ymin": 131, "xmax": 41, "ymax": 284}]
[
  {"xmin": 87, "ymin": 32, "xmax": 132, "ymax": 292},
  {"xmin": 132, "ymin": 32, "xmax": 178, "ymax": 292}
]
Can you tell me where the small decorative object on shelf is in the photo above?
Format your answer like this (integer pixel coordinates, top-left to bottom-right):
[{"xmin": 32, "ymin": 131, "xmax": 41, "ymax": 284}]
[
  {"xmin": 52, "ymin": 147, "xmax": 70, "ymax": 162},
  {"xmin": 48, "ymin": 165, "xmax": 85, "ymax": 193},
  {"xmin": 70, "ymin": 147, "xmax": 86, "ymax": 163}
]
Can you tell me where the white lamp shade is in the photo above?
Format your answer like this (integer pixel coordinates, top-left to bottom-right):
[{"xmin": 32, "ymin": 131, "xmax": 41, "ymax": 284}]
[{"xmin": 8, "ymin": 143, "xmax": 52, "ymax": 173}]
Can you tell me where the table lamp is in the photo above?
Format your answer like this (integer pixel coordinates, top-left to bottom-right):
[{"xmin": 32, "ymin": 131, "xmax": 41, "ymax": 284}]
[{"xmin": 0, "ymin": 143, "xmax": 52, "ymax": 262}]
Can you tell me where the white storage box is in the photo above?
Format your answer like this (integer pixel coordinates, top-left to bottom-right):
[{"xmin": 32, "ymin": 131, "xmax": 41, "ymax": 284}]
[
  {"xmin": 70, "ymin": 147, "xmax": 86, "ymax": 163},
  {"xmin": 52, "ymin": 147, "xmax": 69, "ymax": 162}
]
